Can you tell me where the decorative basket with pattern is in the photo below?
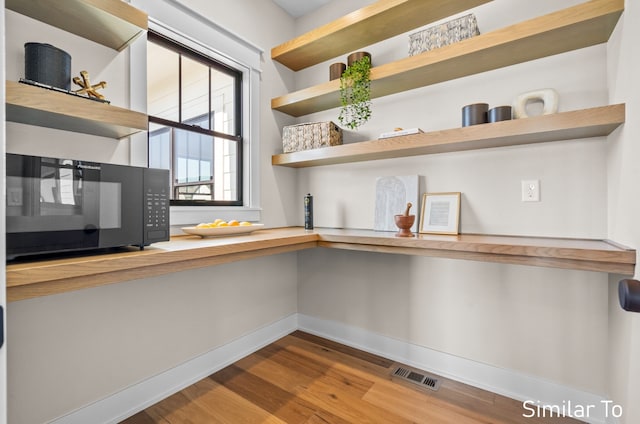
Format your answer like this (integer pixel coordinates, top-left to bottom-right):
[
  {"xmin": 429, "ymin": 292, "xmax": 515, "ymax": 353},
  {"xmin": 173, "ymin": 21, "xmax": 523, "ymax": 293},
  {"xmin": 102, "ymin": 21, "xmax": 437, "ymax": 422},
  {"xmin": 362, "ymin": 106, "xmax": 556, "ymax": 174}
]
[
  {"xmin": 408, "ymin": 14, "xmax": 480, "ymax": 56},
  {"xmin": 282, "ymin": 121, "xmax": 343, "ymax": 153}
]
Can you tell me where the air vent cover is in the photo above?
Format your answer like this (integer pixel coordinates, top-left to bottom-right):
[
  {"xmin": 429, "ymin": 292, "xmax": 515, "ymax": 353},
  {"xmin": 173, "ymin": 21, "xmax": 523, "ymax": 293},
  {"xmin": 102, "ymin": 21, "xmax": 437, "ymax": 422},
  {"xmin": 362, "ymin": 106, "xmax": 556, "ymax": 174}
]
[{"xmin": 392, "ymin": 366, "xmax": 441, "ymax": 391}]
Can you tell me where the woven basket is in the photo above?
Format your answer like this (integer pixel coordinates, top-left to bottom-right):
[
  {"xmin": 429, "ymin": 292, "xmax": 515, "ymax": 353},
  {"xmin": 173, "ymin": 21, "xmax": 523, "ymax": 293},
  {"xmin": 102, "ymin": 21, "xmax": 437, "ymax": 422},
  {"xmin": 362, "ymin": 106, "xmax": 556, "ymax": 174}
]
[
  {"xmin": 282, "ymin": 121, "xmax": 342, "ymax": 153},
  {"xmin": 408, "ymin": 14, "xmax": 479, "ymax": 56}
]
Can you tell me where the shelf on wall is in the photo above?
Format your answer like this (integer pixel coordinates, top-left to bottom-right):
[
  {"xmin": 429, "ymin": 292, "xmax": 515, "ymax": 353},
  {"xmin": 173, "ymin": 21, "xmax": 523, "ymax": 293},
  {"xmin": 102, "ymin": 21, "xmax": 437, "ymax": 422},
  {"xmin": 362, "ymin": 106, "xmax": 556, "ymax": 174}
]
[
  {"xmin": 271, "ymin": 0, "xmax": 624, "ymax": 117},
  {"xmin": 271, "ymin": 0, "xmax": 491, "ymax": 71},
  {"xmin": 272, "ymin": 104, "xmax": 625, "ymax": 167},
  {"xmin": 317, "ymin": 228, "xmax": 636, "ymax": 276},
  {"xmin": 6, "ymin": 80, "xmax": 148, "ymax": 139},
  {"xmin": 5, "ymin": 0, "xmax": 148, "ymax": 51}
]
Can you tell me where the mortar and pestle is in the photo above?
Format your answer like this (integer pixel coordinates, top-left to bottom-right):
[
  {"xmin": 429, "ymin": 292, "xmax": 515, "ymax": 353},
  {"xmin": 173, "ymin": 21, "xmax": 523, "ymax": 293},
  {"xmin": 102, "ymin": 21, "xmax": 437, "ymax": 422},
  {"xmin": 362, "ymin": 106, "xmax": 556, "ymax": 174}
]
[{"xmin": 394, "ymin": 202, "xmax": 415, "ymax": 237}]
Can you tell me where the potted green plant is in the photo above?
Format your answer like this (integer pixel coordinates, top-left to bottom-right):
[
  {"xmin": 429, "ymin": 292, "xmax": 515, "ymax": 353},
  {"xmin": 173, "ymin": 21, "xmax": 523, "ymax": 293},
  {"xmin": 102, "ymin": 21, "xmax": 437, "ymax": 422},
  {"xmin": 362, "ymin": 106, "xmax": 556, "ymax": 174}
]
[{"xmin": 339, "ymin": 53, "xmax": 372, "ymax": 130}]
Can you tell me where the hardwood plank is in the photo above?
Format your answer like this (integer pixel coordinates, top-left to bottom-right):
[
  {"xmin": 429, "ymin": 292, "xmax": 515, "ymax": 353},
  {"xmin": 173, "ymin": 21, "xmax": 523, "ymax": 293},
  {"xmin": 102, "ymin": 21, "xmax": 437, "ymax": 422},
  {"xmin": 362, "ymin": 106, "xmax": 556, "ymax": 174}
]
[
  {"xmin": 182, "ymin": 378, "xmax": 288, "ymax": 424},
  {"xmin": 235, "ymin": 351, "xmax": 371, "ymax": 424},
  {"xmin": 120, "ymin": 411, "xmax": 165, "ymax": 424},
  {"xmin": 273, "ymin": 334, "xmax": 394, "ymax": 381},
  {"xmin": 292, "ymin": 375, "xmax": 416, "ymax": 424},
  {"xmin": 272, "ymin": 105, "xmax": 625, "ymax": 167},
  {"xmin": 271, "ymin": 0, "xmax": 491, "ymax": 71},
  {"xmin": 270, "ymin": 331, "xmax": 470, "ymax": 424},
  {"xmin": 210, "ymin": 364, "xmax": 341, "ymax": 424},
  {"xmin": 364, "ymin": 380, "xmax": 580, "ymax": 424},
  {"xmin": 142, "ymin": 392, "xmax": 216, "ymax": 424},
  {"xmin": 126, "ymin": 332, "xmax": 584, "ymax": 424},
  {"xmin": 239, "ymin": 341, "xmax": 414, "ymax": 423},
  {"xmin": 291, "ymin": 330, "xmax": 394, "ymax": 368},
  {"xmin": 271, "ymin": 0, "xmax": 623, "ymax": 116},
  {"xmin": 247, "ymin": 343, "xmax": 375, "ymax": 397},
  {"xmin": 273, "ymin": 335, "xmax": 585, "ymax": 424},
  {"xmin": 362, "ymin": 382, "xmax": 493, "ymax": 424}
]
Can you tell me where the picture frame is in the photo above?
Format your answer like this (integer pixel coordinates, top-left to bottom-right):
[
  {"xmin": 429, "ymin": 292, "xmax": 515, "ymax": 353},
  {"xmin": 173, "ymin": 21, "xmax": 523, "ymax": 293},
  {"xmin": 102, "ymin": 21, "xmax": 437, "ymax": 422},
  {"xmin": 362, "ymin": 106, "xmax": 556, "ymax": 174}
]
[{"xmin": 419, "ymin": 192, "xmax": 461, "ymax": 235}]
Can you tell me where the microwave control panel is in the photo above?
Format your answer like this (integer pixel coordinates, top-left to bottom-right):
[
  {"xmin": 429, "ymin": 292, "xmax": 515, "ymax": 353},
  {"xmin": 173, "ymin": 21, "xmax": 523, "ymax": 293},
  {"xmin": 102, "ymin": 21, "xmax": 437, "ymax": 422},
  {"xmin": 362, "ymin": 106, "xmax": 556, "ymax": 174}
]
[{"xmin": 143, "ymin": 168, "xmax": 170, "ymax": 244}]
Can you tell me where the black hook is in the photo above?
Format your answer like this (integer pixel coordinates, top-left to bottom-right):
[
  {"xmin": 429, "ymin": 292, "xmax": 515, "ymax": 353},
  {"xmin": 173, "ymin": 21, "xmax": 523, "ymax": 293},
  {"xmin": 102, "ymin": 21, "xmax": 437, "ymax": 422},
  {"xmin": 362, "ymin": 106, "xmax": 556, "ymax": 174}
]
[{"xmin": 619, "ymin": 279, "xmax": 640, "ymax": 312}]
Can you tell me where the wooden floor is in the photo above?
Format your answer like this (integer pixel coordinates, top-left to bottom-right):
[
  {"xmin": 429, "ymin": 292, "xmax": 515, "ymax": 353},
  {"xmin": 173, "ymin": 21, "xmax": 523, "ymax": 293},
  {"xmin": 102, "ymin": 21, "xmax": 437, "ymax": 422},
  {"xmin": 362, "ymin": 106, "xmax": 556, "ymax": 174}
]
[{"xmin": 121, "ymin": 331, "xmax": 582, "ymax": 423}]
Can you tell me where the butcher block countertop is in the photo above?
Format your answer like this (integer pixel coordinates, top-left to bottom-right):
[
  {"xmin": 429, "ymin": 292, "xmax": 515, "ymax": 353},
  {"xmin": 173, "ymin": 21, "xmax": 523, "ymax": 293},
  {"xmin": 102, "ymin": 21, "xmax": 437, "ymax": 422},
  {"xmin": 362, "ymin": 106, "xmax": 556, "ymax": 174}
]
[{"xmin": 6, "ymin": 227, "xmax": 635, "ymax": 302}]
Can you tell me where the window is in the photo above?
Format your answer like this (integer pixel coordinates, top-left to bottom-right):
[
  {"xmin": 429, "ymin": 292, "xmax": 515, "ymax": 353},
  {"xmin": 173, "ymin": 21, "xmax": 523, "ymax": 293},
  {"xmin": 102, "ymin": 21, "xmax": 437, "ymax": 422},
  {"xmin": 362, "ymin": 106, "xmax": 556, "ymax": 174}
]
[{"xmin": 147, "ymin": 31, "xmax": 242, "ymax": 206}]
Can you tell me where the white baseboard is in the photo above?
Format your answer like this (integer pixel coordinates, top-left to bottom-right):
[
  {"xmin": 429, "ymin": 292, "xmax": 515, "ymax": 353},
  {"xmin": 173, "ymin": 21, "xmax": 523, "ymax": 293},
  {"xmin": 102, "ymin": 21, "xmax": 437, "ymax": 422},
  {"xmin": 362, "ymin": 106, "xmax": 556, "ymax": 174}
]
[
  {"xmin": 298, "ymin": 314, "xmax": 612, "ymax": 424},
  {"xmin": 51, "ymin": 313, "xmax": 615, "ymax": 424},
  {"xmin": 51, "ymin": 314, "xmax": 298, "ymax": 424}
]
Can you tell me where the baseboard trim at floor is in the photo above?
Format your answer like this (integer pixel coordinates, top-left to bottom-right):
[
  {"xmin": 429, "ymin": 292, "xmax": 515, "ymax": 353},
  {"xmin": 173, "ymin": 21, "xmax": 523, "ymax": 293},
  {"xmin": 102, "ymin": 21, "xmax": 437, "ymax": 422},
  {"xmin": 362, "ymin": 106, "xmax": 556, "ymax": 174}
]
[
  {"xmin": 51, "ymin": 313, "xmax": 614, "ymax": 424},
  {"xmin": 51, "ymin": 314, "xmax": 298, "ymax": 424},
  {"xmin": 298, "ymin": 314, "xmax": 611, "ymax": 424}
]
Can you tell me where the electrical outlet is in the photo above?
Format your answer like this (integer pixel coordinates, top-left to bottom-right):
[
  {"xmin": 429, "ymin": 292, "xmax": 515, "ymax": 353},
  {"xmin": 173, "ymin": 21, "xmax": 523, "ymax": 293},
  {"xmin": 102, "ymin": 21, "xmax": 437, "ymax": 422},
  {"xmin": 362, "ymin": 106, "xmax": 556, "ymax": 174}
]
[{"xmin": 521, "ymin": 180, "xmax": 540, "ymax": 202}]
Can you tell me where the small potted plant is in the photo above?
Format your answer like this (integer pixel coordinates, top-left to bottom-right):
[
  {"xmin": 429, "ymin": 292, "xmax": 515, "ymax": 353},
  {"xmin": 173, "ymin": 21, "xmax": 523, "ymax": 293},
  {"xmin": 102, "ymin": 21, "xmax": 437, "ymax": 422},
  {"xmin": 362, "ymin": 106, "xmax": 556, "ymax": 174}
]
[{"xmin": 339, "ymin": 52, "xmax": 372, "ymax": 130}]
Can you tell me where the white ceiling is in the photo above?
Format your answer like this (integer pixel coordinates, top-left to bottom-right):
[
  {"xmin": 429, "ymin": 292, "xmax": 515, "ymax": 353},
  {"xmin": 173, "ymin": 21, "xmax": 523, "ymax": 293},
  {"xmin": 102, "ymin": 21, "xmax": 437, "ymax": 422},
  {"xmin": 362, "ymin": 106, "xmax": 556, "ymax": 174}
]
[{"xmin": 272, "ymin": 0, "xmax": 332, "ymax": 18}]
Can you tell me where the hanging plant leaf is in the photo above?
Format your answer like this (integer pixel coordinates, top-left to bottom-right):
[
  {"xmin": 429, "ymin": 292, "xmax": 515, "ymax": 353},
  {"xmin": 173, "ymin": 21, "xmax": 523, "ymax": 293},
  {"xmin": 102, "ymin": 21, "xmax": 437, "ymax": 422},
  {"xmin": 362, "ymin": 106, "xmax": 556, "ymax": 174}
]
[{"xmin": 339, "ymin": 55, "xmax": 372, "ymax": 130}]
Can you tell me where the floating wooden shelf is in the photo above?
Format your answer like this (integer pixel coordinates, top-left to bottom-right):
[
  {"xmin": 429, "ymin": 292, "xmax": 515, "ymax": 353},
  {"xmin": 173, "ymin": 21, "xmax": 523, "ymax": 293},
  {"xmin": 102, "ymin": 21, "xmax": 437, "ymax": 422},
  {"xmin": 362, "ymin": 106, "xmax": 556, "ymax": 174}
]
[
  {"xmin": 271, "ymin": 0, "xmax": 491, "ymax": 71},
  {"xmin": 6, "ymin": 80, "xmax": 148, "ymax": 139},
  {"xmin": 317, "ymin": 228, "xmax": 636, "ymax": 275},
  {"xmin": 272, "ymin": 0, "xmax": 624, "ymax": 117},
  {"xmin": 6, "ymin": 0, "xmax": 147, "ymax": 51},
  {"xmin": 6, "ymin": 227, "xmax": 634, "ymax": 302},
  {"xmin": 272, "ymin": 104, "xmax": 625, "ymax": 168}
]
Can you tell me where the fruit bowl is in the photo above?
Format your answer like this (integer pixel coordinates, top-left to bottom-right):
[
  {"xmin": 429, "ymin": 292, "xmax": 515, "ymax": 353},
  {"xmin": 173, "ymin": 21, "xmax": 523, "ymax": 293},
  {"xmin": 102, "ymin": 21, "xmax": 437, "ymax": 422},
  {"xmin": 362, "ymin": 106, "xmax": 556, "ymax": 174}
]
[{"xmin": 181, "ymin": 224, "xmax": 264, "ymax": 237}]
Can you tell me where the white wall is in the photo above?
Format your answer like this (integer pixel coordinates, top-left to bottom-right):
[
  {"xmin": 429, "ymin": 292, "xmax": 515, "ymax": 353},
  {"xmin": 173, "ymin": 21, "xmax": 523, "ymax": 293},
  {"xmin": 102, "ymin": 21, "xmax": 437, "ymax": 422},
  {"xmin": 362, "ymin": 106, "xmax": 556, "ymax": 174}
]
[
  {"xmin": 607, "ymin": 0, "xmax": 640, "ymax": 422},
  {"xmin": 294, "ymin": 0, "xmax": 615, "ymax": 403},
  {"xmin": 5, "ymin": 1, "xmax": 299, "ymax": 422},
  {"xmin": 8, "ymin": 254, "xmax": 298, "ymax": 423},
  {"xmin": 299, "ymin": 249, "xmax": 609, "ymax": 392}
]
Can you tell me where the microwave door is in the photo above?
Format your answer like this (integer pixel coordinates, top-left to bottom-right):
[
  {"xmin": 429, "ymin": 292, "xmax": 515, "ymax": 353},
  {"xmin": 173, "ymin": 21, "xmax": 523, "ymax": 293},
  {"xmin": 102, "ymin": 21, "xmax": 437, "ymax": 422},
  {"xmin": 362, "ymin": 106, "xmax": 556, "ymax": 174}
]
[
  {"xmin": 40, "ymin": 162, "xmax": 100, "ymax": 233},
  {"xmin": 6, "ymin": 159, "xmax": 101, "ymax": 251},
  {"xmin": 6, "ymin": 176, "xmax": 88, "ymax": 233}
]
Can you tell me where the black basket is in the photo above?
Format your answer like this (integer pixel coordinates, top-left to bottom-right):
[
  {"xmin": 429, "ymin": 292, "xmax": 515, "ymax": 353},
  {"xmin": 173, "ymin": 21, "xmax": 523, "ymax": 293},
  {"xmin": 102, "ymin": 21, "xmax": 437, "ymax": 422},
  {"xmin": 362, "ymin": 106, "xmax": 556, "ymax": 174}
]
[{"xmin": 24, "ymin": 43, "xmax": 71, "ymax": 90}]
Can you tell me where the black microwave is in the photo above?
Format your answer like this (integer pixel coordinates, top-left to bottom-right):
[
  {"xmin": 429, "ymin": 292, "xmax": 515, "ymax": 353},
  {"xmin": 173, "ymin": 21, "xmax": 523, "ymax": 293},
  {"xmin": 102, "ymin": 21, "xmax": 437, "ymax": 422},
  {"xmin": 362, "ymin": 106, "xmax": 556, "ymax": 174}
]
[{"xmin": 6, "ymin": 153, "xmax": 170, "ymax": 260}]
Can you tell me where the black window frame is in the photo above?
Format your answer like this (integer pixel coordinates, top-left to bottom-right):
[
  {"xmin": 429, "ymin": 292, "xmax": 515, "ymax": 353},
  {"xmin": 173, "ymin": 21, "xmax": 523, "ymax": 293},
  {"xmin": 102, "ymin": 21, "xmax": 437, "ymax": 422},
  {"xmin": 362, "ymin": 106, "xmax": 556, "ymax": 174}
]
[{"xmin": 147, "ymin": 30, "xmax": 243, "ymax": 207}]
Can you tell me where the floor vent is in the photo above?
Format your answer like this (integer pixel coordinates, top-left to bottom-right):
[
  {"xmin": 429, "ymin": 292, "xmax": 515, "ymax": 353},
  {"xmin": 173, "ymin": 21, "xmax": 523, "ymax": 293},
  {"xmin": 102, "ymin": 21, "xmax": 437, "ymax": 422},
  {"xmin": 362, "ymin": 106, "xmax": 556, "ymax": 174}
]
[{"xmin": 391, "ymin": 366, "xmax": 441, "ymax": 391}]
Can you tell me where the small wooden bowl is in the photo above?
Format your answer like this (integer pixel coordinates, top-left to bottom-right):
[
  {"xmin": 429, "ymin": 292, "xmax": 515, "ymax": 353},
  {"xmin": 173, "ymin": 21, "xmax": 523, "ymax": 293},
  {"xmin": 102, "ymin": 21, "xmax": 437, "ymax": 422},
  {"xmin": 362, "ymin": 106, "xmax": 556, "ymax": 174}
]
[{"xmin": 394, "ymin": 214, "xmax": 415, "ymax": 237}]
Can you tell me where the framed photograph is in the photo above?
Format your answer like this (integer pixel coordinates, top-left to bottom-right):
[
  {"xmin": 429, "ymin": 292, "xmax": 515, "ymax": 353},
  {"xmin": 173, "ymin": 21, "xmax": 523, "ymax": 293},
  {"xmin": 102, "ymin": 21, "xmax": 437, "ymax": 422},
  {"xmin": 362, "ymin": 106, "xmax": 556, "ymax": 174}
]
[{"xmin": 419, "ymin": 192, "xmax": 461, "ymax": 235}]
